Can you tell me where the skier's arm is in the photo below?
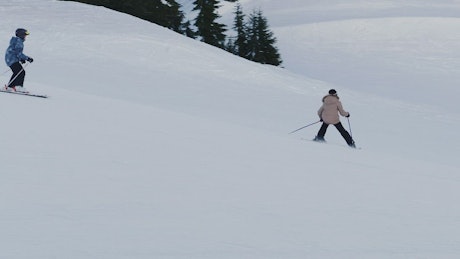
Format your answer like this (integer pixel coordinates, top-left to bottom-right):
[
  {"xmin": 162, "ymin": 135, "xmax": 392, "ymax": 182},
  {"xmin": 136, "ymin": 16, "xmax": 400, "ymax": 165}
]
[
  {"xmin": 337, "ymin": 101, "xmax": 349, "ymax": 117},
  {"xmin": 13, "ymin": 41, "xmax": 29, "ymax": 62},
  {"xmin": 317, "ymin": 106, "xmax": 324, "ymax": 120}
]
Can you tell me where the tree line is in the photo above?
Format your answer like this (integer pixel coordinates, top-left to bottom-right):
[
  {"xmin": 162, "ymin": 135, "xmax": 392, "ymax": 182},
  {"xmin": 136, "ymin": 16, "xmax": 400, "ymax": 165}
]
[{"xmin": 59, "ymin": 0, "xmax": 282, "ymax": 66}]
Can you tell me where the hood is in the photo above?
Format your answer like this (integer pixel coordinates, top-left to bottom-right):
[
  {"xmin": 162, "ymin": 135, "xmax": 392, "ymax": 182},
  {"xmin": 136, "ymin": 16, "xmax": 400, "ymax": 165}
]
[{"xmin": 322, "ymin": 94, "xmax": 339, "ymax": 104}]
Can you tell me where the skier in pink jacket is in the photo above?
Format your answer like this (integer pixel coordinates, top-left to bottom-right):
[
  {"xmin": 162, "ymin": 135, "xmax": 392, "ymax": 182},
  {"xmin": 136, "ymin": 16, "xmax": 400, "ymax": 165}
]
[{"xmin": 314, "ymin": 89, "xmax": 356, "ymax": 148}]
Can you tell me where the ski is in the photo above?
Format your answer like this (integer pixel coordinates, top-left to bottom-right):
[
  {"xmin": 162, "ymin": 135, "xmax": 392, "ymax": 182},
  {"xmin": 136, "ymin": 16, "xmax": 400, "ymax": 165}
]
[
  {"xmin": 301, "ymin": 138, "xmax": 361, "ymax": 150},
  {"xmin": 0, "ymin": 89, "xmax": 48, "ymax": 98}
]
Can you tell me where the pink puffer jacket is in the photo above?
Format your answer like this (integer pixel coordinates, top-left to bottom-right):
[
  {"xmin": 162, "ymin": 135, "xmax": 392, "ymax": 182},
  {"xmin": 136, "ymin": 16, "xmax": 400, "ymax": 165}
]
[{"xmin": 317, "ymin": 95, "xmax": 349, "ymax": 125}]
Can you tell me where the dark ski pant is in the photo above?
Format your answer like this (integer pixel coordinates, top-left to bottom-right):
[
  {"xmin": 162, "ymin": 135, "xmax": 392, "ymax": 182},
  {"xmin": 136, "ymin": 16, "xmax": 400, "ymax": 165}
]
[
  {"xmin": 317, "ymin": 122, "xmax": 354, "ymax": 145},
  {"xmin": 8, "ymin": 62, "xmax": 25, "ymax": 87}
]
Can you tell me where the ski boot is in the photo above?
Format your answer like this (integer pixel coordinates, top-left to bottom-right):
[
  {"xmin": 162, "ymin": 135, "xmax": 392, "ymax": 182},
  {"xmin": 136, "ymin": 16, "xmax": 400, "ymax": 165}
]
[{"xmin": 313, "ymin": 136, "xmax": 326, "ymax": 142}]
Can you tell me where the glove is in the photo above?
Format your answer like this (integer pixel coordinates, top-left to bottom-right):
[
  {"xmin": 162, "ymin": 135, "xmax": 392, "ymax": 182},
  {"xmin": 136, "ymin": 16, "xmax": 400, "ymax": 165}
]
[
  {"xmin": 20, "ymin": 59, "xmax": 26, "ymax": 64},
  {"xmin": 27, "ymin": 57, "xmax": 34, "ymax": 63},
  {"xmin": 346, "ymin": 113, "xmax": 350, "ymax": 118}
]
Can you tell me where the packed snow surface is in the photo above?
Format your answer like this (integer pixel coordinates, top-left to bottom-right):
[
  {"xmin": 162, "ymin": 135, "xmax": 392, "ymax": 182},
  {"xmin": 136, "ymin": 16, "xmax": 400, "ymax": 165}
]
[{"xmin": 1, "ymin": 0, "xmax": 459, "ymax": 258}]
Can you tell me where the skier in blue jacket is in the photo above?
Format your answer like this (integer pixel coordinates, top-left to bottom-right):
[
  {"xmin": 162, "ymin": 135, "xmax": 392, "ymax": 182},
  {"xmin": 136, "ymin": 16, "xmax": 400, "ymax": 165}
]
[{"xmin": 4, "ymin": 28, "xmax": 33, "ymax": 92}]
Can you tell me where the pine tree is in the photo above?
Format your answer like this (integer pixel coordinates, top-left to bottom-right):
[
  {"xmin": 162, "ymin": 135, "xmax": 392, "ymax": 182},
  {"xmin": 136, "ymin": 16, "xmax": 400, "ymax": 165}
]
[
  {"xmin": 163, "ymin": 0, "xmax": 186, "ymax": 33},
  {"xmin": 225, "ymin": 37, "xmax": 237, "ymax": 54},
  {"xmin": 192, "ymin": 0, "xmax": 227, "ymax": 48},
  {"xmin": 183, "ymin": 20, "xmax": 196, "ymax": 39},
  {"xmin": 246, "ymin": 9, "xmax": 282, "ymax": 66},
  {"xmin": 233, "ymin": 3, "xmax": 249, "ymax": 58},
  {"xmin": 59, "ymin": 0, "xmax": 187, "ymax": 34}
]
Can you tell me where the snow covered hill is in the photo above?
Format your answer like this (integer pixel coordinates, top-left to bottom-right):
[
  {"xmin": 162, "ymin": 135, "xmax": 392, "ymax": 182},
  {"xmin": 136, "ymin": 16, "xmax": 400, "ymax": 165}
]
[
  {"xmin": 1, "ymin": 0, "xmax": 459, "ymax": 258},
  {"xmin": 212, "ymin": 0, "xmax": 460, "ymax": 109}
]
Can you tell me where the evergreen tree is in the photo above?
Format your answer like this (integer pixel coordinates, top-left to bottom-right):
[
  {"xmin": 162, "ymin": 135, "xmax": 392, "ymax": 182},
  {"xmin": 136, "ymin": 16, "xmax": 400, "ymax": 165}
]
[
  {"xmin": 163, "ymin": 0, "xmax": 186, "ymax": 33},
  {"xmin": 233, "ymin": 3, "xmax": 249, "ymax": 58},
  {"xmin": 183, "ymin": 20, "xmax": 196, "ymax": 39},
  {"xmin": 246, "ymin": 11, "xmax": 260, "ymax": 62},
  {"xmin": 60, "ymin": 0, "xmax": 187, "ymax": 33},
  {"xmin": 192, "ymin": 0, "xmax": 227, "ymax": 48},
  {"xmin": 225, "ymin": 37, "xmax": 237, "ymax": 54},
  {"xmin": 246, "ymin": 9, "xmax": 282, "ymax": 66}
]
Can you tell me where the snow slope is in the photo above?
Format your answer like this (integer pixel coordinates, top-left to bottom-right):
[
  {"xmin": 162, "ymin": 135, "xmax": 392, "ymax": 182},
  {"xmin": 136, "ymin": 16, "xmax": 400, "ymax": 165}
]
[
  {"xmin": 1, "ymin": 0, "xmax": 459, "ymax": 258},
  {"xmin": 216, "ymin": 0, "xmax": 460, "ymax": 111}
]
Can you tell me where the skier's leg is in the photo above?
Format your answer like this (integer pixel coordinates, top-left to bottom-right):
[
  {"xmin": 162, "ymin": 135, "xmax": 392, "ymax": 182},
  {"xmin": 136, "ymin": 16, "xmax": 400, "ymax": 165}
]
[
  {"xmin": 314, "ymin": 123, "xmax": 329, "ymax": 141},
  {"xmin": 8, "ymin": 62, "xmax": 25, "ymax": 87},
  {"xmin": 334, "ymin": 122, "xmax": 355, "ymax": 146}
]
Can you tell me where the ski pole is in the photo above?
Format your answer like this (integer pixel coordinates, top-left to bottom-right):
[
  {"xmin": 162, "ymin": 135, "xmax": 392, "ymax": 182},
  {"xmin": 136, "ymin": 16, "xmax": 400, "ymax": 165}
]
[
  {"xmin": 347, "ymin": 117, "xmax": 353, "ymax": 138},
  {"xmin": 289, "ymin": 120, "xmax": 321, "ymax": 134},
  {"xmin": 6, "ymin": 62, "xmax": 29, "ymax": 87}
]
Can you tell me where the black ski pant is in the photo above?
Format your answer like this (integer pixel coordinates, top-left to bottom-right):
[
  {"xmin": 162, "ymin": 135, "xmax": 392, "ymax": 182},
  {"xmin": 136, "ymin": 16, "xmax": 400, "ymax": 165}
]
[
  {"xmin": 317, "ymin": 122, "xmax": 354, "ymax": 145},
  {"xmin": 8, "ymin": 62, "xmax": 25, "ymax": 87}
]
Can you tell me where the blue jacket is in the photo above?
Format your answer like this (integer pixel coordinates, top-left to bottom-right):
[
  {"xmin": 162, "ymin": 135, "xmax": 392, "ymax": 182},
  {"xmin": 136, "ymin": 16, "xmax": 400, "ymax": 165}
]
[{"xmin": 5, "ymin": 37, "xmax": 29, "ymax": 67}]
